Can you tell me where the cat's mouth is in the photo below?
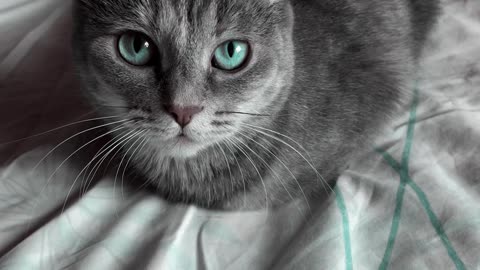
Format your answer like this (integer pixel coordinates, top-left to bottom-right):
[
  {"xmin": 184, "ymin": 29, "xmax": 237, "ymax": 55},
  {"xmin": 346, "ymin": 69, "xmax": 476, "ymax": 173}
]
[
  {"xmin": 175, "ymin": 133, "xmax": 194, "ymax": 144},
  {"xmin": 145, "ymin": 128, "xmax": 210, "ymax": 159},
  {"xmin": 122, "ymin": 115, "xmax": 234, "ymax": 159}
]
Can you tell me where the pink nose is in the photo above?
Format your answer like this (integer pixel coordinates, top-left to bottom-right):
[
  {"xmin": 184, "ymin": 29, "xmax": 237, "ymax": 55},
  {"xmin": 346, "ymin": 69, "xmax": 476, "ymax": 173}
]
[{"xmin": 165, "ymin": 105, "xmax": 203, "ymax": 127}]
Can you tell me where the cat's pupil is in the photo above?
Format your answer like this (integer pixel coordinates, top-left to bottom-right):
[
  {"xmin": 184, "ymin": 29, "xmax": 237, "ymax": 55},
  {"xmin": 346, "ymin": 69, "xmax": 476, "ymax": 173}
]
[
  {"xmin": 133, "ymin": 37, "xmax": 144, "ymax": 53},
  {"xmin": 227, "ymin": 42, "xmax": 235, "ymax": 58}
]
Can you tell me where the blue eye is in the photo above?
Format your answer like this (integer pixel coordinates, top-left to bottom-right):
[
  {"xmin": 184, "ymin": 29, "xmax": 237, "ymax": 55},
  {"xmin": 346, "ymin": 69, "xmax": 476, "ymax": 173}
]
[
  {"xmin": 213, "ymin": 40, "xmax": 249, "ymax": 71},
  {"xmin": 118, "ymin": 32, "xmax": 155, "ymax": 66}
]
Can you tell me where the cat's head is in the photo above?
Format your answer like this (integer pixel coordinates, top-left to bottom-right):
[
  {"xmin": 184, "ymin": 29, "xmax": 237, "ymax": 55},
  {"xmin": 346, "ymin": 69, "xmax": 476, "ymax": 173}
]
[{"xmin": 73, "ymin": 0, "xmax": 294, "ymax": 159}]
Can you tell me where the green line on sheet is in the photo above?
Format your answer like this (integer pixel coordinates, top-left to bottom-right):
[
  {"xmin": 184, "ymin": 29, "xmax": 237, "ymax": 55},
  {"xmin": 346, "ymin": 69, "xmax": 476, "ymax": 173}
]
[
  {"xmin": 335, "ymin": 186, "xmax": 353, "ymax": 270},
  {"xmin": 377, "ymin": 152, "xmax": 467, "ymax": 270},
  {"xmin": 407, "ymin": 176, "xmax": 467, "ymax": 270},
  {"xmin": 400, "ymin": 86, "xmax": 418, "ymax": 171},
  {"xmin": 376, "ymin": 86, "xmax": 467, "ymax": 270},
  {"xmin": 376, "ymin": 158, "xmax": 408, "ymax": 270},
  {"xmin": 377, "ymin": 86, "xmax": 419, "ymax": 270}
]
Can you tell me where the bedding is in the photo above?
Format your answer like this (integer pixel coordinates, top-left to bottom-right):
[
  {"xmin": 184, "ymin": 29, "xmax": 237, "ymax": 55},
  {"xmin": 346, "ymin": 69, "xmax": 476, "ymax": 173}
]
[{"xmin": 0, "ymin": 0, "xmax": 479, "ymax": 269}]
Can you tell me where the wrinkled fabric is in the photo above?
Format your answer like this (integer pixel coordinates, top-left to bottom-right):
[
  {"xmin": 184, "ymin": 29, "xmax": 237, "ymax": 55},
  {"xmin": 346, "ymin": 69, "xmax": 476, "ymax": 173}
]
[{"xmin": 0, "ymin": 0, "xmax": 479, "ymax": 269}]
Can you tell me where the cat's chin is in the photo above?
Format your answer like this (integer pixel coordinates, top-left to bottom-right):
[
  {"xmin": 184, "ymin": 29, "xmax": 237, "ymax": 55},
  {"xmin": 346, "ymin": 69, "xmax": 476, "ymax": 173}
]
[
  {"xmin": 150, "ymin": 135, "xmax": 211, "ymax": 160},
  {"xmin": 168, "ymin": 142, "xmax": 204, "ymax": 160}
]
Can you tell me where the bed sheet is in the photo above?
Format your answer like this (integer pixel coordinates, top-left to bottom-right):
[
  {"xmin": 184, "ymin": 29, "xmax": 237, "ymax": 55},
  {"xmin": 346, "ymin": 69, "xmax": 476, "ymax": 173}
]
[{"xmin": 0, "ymin": 0, "xmax": 479, "ymax": 269}]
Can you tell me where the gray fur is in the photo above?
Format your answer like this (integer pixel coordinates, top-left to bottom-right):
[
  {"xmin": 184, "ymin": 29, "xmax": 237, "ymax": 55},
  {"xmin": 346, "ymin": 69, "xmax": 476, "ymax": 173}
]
[{"xmin": 72, "ymin": 0, "xmax": 438, "ymax": 209}]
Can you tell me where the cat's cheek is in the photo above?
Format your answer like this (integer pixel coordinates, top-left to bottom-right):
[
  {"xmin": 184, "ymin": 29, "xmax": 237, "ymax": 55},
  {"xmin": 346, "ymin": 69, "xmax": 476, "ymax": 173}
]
[
  {"xmin": 243, "ymin": 64, "xmax": 284, "ymax": 102},
  {"xmin": 87, "ymin": 74, "xmax": 129, "ymax": 113},
  {"xmin": 82, "ymin": 46, "xmax": 159, "ymax": 113},
  {"xmin": 86, "ymin": 37, "xmax": 118, "ymax": 66},
  {"xmin": 182, "ymin": 114, "xmax": 212, "ymax": 138}
]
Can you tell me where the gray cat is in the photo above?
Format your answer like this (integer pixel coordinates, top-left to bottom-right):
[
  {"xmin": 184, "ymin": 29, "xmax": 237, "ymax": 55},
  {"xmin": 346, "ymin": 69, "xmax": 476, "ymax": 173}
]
[{"xmin": 72, "ymin": 0, "xmax": 438, "ymax": 209}]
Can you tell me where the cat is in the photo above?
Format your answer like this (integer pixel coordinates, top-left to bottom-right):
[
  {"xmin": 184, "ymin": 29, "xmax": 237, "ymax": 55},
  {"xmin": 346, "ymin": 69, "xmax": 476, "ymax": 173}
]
[{"xmin": 72, "ymin": 0, "xmax": 438, "ymax": 210}]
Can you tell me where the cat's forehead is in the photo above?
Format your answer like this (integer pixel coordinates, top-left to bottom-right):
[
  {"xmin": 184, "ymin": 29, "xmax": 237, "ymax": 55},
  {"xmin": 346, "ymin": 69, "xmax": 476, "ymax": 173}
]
[{"xmin": 79, "ymin": 0, "xmax": 283, "ymax": 35}]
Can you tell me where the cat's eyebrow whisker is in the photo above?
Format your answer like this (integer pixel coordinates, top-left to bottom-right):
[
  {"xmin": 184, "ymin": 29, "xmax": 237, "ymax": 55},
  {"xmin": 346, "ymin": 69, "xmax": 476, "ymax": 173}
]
[
  {"xmin": 237, "ymin": 130, "xmax": 311, "ymax": 213},
  {"xmin": 235, "ymin": 131, "xmax": 302, "ymax": 211},
  {"xmin": 0, "ymin": 114, "xmax": 125, "ymax": 147},
  {"xmin": 241, "ymin": 124, "xmax": 333, "ymax": 194},
  {"xmin": 226, "ymin": 137, "xmax": 270, "ymax": 213}
]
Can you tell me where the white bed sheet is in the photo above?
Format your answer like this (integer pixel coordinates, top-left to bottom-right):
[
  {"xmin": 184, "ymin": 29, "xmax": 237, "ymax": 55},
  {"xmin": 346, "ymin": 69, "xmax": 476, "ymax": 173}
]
[{"xmin": 0, "ymin": 0, "xmax": 479, "ymax": 269}]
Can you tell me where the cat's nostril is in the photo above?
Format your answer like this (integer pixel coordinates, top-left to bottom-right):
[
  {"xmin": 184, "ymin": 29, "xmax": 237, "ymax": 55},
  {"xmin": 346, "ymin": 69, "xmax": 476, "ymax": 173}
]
[{"xmin": 165, "ymin": 105, "xmax": 204, "ymax": 128}]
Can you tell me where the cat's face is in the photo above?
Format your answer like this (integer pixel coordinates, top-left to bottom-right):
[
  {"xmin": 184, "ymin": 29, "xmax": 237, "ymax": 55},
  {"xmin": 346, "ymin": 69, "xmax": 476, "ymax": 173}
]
[
  {"xmin": 73, "ymin": 0, "xmax": 421, "ymax": 208},
  {"xmin": 73, "ymin": 0, "xmax": 294, "ymax": 159}
]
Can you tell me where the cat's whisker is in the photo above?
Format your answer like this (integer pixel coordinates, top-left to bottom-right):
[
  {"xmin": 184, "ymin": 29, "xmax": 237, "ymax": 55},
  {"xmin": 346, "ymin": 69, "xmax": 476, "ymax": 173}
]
[
  {"xmin": 0, "ymin": 114, "xmax": 124, "ymax": 147},
  {"xmin": 57, "ymin": 124, "xmax": 133, "ymax": 216},
  {"xmin": 226, "ymin": 137, "xmax": 269, "ymax": 213},
  {"xmin": 79, "ymin": 129, "xmax": 130, "ymax": 196},
  {"xmin": 119, "ymin": 130, "xmax": 148, "ymax": 202},
  {"xmin": 237, "ymin": 130, "xmax": 311, "ymax": 213},
  {"xmin": 216, "ymin": 111, "xmax": 271, "ymax": 117},
  {"xmin": 243, "ymin": 123, "xmax": 315, "ymax": 164},
  {"xmin": 83, "ymin": 128, "xmax": 145, "ymax": 195},
  {"xmin": 75, "ymin": 128, "xmax": 141, "ymax": 217},
  {"xmin": 80, "ymin": 128, "xmax": 139, "ymax": 196},
  {"xmin": 242, "ymin": 123, "xmax": 315, "ymax": 162},
  {"xmin": 95, "ymin": 127, "xmax": 145, "ymax": 187},
  {"xmin": 96, "ymin": 104, "xmax": 131, "ymax": 110},
  {"xmin": 234, "ymin": 131, "xmax": 297, "ymax": 208},
  {"xmin": 132, "ymin": 147, "xmax": 169, "ymax": 193},
  {"xmin": 111, "ymin": 129, "xmax": 143, "ymax": 215},
  {"xmin": 155, "ymin": 164, "xmax": 164, "ymax": 194},
  {"xmin": 219, "ymin": 140, "xmax": 248, "ymax": 208},
  {"xmin": 215, "ymin": 142, "xmax": 235, "ymax": 197},
  {"xmin": 31, "ymin": 118, "xmax": 130, "ymax": 173},
  {"xmin": 35, "ymin": 121, "xmax": 129, "ymax": 217},
  {"xmin": 134, "ymin": 168, "xmax": 156, "ymax": 193},
  {"xmin": 26, "ymin": 122, "xmax": 129, "ymax": 231},
  {"xmin": 242, "ymin": 124, "xmax": 334, "ymax": 194},
  {"xmin": 70, "ymin": 127, "xmax": 130, "ymax": 199},
  {"xmin": 120, "ymin": 133, "xmax": 149, "ymax": 194}
]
